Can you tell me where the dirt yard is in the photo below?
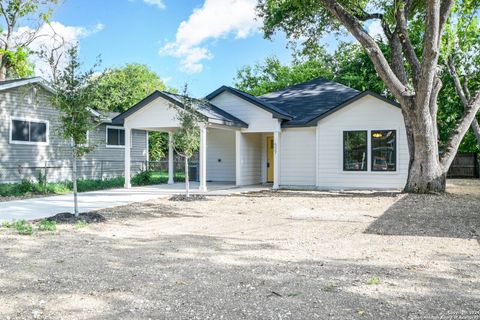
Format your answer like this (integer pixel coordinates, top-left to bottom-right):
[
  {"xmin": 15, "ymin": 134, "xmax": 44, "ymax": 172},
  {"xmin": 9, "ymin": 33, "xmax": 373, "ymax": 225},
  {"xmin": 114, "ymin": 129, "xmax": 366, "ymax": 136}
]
[{"xmin": 0, "ymin": 180, "xmax": 479, "ymax": 320}]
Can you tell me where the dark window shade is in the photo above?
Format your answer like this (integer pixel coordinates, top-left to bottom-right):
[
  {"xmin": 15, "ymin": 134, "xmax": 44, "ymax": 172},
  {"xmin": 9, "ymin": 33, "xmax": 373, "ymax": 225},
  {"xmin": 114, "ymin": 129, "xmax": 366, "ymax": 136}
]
[
  {"xmin": 371, "ymin": 130, "xmax": 397, "ymax": 171},
  {"xmin": 30, "ymin": 122, "xmax": 47, "ymax": 142},
  {"xmin": 107, "ymin": 128, "xmax": 125, "ymax": 146},
  {"xmin": 343, "ymin": 131, "xmax": 368, "ymax": 171},
  {"xmin": 12, "ymin": 120, "xmax": 29, "ymax": 142},
  {"xmin": 119, "ymin": 130, "xmax": 125, "ymax": 146}
]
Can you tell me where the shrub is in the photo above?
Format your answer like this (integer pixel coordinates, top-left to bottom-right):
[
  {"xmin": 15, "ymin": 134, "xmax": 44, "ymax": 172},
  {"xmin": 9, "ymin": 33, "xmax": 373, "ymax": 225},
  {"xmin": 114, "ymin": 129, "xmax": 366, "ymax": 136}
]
[
  {"xmin": 14, "ymin": 220, "xmax": 33, "ymax": 235},
  {"xmin": 1, "ymin": 221, "xmax": 12, "ymax": 228},
  {"xmin": 18, "ymin": 179, "xmax": 35, "ymax": 194},
  {"xmin": 75, "ymin": 220, "xmax": 88, "ymax": 229},
  {"xmin": 132, "ymin": 171, "xmax": 153, "ymax": 186},
  {"xmin": 38, "ymin": 219, "xmax": 57, "ymax": 232},
  {"xmin": 367, "ymin": 277, "xmax": 381, "ymax": 285}
]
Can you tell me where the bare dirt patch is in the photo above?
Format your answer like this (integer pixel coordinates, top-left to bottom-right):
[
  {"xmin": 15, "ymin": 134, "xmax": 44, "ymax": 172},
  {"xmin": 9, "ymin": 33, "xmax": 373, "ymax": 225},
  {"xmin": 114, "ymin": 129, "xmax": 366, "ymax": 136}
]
[{"xmin": 0, "ymin": 180, "xmax": 479, "ymax": 319}]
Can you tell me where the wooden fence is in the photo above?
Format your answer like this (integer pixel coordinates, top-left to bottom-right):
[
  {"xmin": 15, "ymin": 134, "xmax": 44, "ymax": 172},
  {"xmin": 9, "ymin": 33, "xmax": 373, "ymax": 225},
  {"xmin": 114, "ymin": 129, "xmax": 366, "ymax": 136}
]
[{"xmin": 447, "ymin": 153, "xmax": 479, "ymax": 178}]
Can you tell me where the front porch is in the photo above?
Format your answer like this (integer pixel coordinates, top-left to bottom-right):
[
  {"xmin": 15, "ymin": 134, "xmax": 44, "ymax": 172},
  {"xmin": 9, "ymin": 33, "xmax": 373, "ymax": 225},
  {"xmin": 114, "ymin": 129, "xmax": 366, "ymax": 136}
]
[{"xmin": 114, "ymin": 90, "xmax": 283, "ymax": 192}]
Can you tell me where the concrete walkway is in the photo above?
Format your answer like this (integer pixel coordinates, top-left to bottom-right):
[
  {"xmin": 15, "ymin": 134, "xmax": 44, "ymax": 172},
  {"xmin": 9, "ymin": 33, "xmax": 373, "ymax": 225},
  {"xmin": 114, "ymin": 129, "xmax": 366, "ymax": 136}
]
[{"xmin": 0, "ymin": 182, "xmax": 267, "ymax": 222}]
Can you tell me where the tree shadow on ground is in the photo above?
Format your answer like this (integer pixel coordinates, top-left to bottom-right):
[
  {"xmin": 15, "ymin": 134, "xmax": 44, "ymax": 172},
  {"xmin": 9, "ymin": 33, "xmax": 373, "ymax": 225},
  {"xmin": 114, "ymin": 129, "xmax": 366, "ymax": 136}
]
[
  {"xmin": 0, "ymin": 233, "xmax": 478, "ymax": 320},
  {"xmin": 365, "ymin": 192, "xmax": 480, "ymax": 239}
]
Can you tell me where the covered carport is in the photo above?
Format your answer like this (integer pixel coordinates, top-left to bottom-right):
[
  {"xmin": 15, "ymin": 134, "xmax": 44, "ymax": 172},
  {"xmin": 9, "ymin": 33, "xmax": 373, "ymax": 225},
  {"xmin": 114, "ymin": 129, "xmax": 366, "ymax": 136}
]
[{"xmin": 111, "ymin": 91, "xmax": 248, "ymax": 192}]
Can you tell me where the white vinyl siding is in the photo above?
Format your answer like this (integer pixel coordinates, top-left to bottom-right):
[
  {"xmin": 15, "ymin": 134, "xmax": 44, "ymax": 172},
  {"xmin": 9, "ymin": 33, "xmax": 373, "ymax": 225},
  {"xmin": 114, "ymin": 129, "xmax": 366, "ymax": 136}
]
[
  {"xmin": 210, "ymin": 91, "xmax": 278, "ymax": 132},
  {"xmin": 0, "ymin": 86, "xmax": 148, "ymax": 183},
  {"xmin": 237, "ymin": 133, "xmax": 262, "ymax": 185},
  {"xmin": 280, "ymin": 128, "xmax": 316, "ymax": 186},
  {"xmin": 206, "ymin": 128, "xmax": 236, "ymax": 182},
  {"xmin": 317, "ymin": 95, "xmax": 408, "ymax": 189}
]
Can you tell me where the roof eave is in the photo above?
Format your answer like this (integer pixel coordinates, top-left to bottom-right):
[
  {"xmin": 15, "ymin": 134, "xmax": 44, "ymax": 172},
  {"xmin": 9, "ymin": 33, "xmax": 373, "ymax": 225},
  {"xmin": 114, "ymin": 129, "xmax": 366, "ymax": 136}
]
[{"xmin": 0, "ymin": 77, "xmax": 55, "ymax": 94}]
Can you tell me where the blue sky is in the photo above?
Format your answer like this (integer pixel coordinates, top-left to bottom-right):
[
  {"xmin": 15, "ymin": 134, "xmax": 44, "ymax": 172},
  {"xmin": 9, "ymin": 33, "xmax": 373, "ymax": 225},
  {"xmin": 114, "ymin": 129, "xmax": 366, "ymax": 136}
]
[{"xmin": 48, "ymin": 0, "xmax": 297, "ymax": 97}]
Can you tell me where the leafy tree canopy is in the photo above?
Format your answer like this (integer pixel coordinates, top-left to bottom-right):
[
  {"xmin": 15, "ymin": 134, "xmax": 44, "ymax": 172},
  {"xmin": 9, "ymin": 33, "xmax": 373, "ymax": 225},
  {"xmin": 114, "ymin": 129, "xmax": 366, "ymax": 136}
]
[{"xmin": 87, "ymin": 63, "xmax": 174, "ymax": 113}]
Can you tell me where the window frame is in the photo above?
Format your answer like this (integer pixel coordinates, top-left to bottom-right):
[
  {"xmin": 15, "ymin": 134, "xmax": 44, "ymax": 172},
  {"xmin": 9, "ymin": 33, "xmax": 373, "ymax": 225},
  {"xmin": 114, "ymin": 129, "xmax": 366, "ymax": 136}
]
[
  {"xmin": 9, "ymin": 116, "xmax": 49, "ymax": 146},
  {"xmin": 371, "ymin": 130, "xmax": 397, "ymax": 172},
  {"xmin": 105, "ymin": 125, "xmax": 128, "ymax": 148},
  {"xmin": 343, "ymin": 130, "xmax": 368, "ymax": 172}
]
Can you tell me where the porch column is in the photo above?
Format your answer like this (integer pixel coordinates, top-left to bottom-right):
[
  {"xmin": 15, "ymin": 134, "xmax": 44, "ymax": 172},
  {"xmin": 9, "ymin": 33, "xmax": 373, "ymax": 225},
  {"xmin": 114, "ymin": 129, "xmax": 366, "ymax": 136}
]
[
  {"xmin": 235, "ymin": 131, "xmax": 242, "ymax": 186},
  {"xmin": 273, "ymin": 127, "xmax": 281, "ymax": 189},
  {"xmin": 199, "ymin": 124, "xmax": 207, "ymax": 192},
  {"xmin": 168, "ymin": 131, "xmax": 174, "ymax": 184},
  {"xmin": 316, "ymin": 124, "xmax": 320, "ymax": 187},
  {"xmin": 124, "ymin": 127, "xmax": 132, "ymax": 189}
]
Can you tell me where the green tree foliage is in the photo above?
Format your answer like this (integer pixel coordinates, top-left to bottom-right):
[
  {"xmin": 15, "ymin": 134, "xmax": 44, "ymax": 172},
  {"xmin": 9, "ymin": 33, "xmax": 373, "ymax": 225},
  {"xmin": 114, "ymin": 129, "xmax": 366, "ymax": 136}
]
[
  {"xmin": 0, "ymin": 0, "xmax": 59, "ymax": 79},
  {"xmin": 50, "ymin": 46, "xmax": 105, "ymax": 216},
  {"xmin": 235, "ymin": 43, "xmax": 388, "ymax": 97},
  {"xmin": 87, "ymin": 63, "xmax": 173, "ymax": 160},
  {"xmin": 235, "ymin": 47, "xmax": 333, "ymax": 96},
  {"xmin": 236, "ymin": 3, "xmax": 480, "ymax": 154},
  {"xmin": 257, "ymin": 0, "xmax": 480, "ymax": 193},
  {"xmin": 88, "ymin": 63, "xmax": 171, "ymax": 112},
  {"xmin": 170, "ymin": 85, "xmax": 206, "ymax": 197}
]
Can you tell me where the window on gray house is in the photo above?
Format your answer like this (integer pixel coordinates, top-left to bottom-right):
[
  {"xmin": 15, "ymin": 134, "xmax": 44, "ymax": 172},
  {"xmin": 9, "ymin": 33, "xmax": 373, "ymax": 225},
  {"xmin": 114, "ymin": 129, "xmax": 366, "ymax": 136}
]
[
  {"xmin": 343, "ymin": 131, "xmax": 368, "ymax": 171},
  {"xmin": 107, "ymin": 127, "xmax": 125, "ymax": 146},
  {"xmin": 371, "ymin": 130, "xmax": 397, "ymax": 171},
  {"xmin": 11, "ymin": 119, "xmax": 47, "ymax": 143}
]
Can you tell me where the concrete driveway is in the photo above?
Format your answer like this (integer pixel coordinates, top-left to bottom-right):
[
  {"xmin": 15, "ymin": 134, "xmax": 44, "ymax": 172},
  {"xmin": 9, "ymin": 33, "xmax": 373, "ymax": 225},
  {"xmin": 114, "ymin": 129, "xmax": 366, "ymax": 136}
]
[{"xmin": 0, "ymin": 182, "xmax": 267, "ymax": 222}]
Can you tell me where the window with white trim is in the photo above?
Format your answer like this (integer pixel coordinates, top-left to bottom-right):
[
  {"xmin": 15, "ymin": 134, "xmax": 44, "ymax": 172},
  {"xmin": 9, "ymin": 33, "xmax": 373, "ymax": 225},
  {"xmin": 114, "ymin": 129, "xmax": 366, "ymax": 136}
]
[
  {"xmin": 106, "ymin": 127, "xmax": 125, "ymax": 147},
  {"xmin": 10, "ymin": 118, "xmax": 48, "ymax": 144}
]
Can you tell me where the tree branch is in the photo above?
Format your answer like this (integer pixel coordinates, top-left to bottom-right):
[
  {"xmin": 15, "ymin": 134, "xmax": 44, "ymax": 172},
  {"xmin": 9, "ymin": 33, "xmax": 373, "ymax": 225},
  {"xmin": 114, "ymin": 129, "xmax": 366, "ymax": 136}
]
[
  {"xmin": 439, "ymin": 0, "xmax": 455, "ymax": 42},
  {"xmin": 441, "ymin": 57, "xmax": 480, "ymax": 169},
  {"xmin": 395, "ymin": 1, "xmax": 421, "ymax": 83},
  {"xmin": 317, "ymin": 0, "xmax": 412, "ymax": 102}
]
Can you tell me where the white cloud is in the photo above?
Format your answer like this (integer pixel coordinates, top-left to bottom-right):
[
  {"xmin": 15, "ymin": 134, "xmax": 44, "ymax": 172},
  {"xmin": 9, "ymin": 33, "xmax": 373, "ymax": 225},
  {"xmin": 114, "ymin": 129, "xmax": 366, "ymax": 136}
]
[
  {"xmin": 143, "ymin": 0, "xmax": 166, "ymax": 9},
  {"xmin": 12, "ymin": 22, "xmax": 105, "ymax": 80},
  {"xmin": 160, "ymin": 0, "xmax": 260, "ymax": 73},
  {"xmin": 128, "ymin": 0, "xmax": 166, "ymax": 10},
  {"xmin": 367, "ymin": 20, "xmax": 386, "ymax": 41}
]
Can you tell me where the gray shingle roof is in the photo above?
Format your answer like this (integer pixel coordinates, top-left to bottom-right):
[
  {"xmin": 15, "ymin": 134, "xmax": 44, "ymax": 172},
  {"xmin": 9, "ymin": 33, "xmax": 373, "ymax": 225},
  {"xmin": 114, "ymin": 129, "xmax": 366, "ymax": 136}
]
[{"xmin": 259, "ymin": 78, "xmax": 362, "ymax": 127}]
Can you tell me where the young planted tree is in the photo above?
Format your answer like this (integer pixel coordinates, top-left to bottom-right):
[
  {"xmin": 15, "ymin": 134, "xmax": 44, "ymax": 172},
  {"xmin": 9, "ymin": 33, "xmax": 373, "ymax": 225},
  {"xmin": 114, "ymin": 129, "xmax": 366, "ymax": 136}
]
[
  {"xmin": 0, "ymin": 0, "xmax": 59, "ymax": 79},
  {"xmin": 170, "ymin": 86, "xmax": 206, "ymax": 197},
  {"xmin": 258, "ymin": 0, "xmax": 480, "ymax": 193},
  {"xmin": 50, "ymin": 46, "xmax": 103, "ymax": 216}
]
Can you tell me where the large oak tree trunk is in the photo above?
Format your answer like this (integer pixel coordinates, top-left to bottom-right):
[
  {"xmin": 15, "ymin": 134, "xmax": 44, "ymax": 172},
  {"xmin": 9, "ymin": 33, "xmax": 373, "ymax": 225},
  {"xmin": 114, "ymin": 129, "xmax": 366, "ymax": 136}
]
[{"xmin": 403, "ymin": 100, "xmax": 447, "ymax": 193}]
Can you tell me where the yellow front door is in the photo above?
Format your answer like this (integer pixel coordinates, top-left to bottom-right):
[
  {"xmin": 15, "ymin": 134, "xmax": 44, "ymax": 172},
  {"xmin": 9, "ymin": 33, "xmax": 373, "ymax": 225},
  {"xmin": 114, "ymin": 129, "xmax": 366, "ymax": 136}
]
[{"xmin": 267, "ymin": 136, "xmax": 274, "ymax": 182}]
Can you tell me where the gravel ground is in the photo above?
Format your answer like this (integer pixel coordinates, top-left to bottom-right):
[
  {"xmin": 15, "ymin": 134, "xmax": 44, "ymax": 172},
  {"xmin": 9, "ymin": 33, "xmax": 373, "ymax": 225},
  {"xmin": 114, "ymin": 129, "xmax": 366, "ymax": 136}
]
[{"xmin": 0, "ymin": 179, "xmax": 479, "ymax": 320}]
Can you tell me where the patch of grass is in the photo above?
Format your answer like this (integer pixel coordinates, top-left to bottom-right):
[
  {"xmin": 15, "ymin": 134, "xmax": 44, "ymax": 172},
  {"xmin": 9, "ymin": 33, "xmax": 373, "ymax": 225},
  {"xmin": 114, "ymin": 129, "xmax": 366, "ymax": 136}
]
[
  {"xmin": 13, "ymin": 220, "xmax": 33, "ymax": 235},
  {"xmin": 0, "ymin": 170, "xmax": 189, "ymax": 199},
  {"xmin": 1, "ymin": 221, "xmax": 12, "ymax": 228},
  {"xmin": 322, "ymin": 284, "xmax": 337, "ymax": 292},
  {"xmin": 366, "ymin": 277, "xmax": 381, "ymax": 285},
  {"xmin": 75, "ymin": 220, "xmax": 88, "ymax": 229},
  {"xmin": 38, "ymin": 219, "xmax": 57, "ymax": 232}
]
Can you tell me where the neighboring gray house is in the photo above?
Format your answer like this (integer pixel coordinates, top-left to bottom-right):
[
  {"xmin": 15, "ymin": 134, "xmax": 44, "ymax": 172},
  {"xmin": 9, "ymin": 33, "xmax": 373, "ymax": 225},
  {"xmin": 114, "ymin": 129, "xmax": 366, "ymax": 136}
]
[{"xmin": 0, "ymin": 77, "xmax": 148, "ymax": 183}]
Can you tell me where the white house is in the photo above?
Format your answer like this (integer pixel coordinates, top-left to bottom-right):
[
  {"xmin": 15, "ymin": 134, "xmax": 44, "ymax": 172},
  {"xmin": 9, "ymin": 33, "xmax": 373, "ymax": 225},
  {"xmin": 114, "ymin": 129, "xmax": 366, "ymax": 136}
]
[{"xmin": 112, "ymin": 78, "xmax": 409, "ymax": 191}]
